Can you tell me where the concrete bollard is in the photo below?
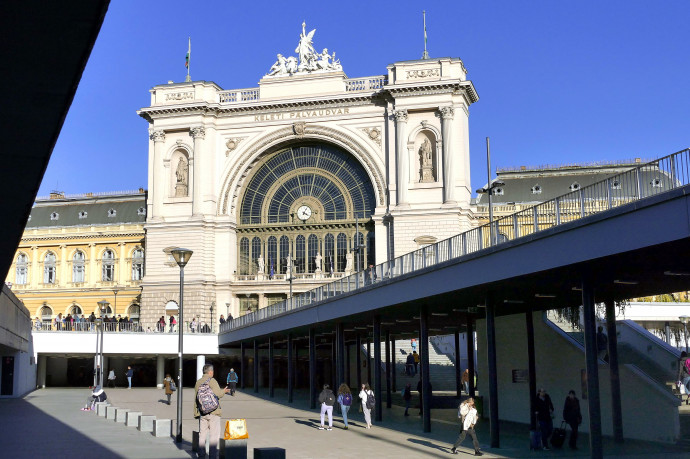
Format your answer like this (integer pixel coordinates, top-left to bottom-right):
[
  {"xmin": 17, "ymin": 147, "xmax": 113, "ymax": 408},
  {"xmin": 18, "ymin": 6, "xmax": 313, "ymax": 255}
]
[
  {"xmin": 126, "ymin": 411, "xmax": 142, "ymax": 427},
  {"xmin": 152, "ymin": 419, "xmax": 172, "ymax": 437},
  {"xmin": 220, "ymin": 439, "xmax": 247, "ymax": 459},
  {"xmin": 254, "ymin": 447, "xmax": 286, "ymax": 459},
  {"xmin": 96, "ymin": 402, "xmax": 109, "ymax": 417},
  {"xmin": 115, "ymin": 408, "xmax": 130, "ymax": 423},
  {"xmin": 138, "ymin": 415, "xmax": 155, "ymax": 432},
  {"xmin": 106, "ymin": 406, "xmax": 118, "ymax": 420},
  {"xmin": 192, "ymin": 431, "xmax": 199, "ymax": 452}
]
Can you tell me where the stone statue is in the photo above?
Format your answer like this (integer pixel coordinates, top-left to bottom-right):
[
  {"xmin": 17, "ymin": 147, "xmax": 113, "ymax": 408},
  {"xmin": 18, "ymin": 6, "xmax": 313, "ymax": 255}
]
[
  {"xmin": 268, "ymin": 54, "xmax": 288, "ymax": 76},
  {"xmin": 345, "ymin": 252, "xmax": 353, "ymax": 273},
  {"xmin": 257, "ymin": 255, "xmax": 265, "ymax": 274},
  {"xmin": 175, "ymin": 157, "xmax": 188, "ymax": 196},
  {"xmin": 316, "ymin": 48, "xmax": 342, "ymax": 71},
  {"xmin": 419, "ymin": 138, "xmax": 434, "ymax": 183},
  {"xmin": 314, "ymin": 252, "xmax": 322, "ymax": 272},
  {"xmin": 295, "ymin": 22, "xmax": 316, "ymax": 71},
  {"xmin": 285, "ymin": 254, "xmax": 292, "ymax": 273},
  {"xmin": 286, "ymin": 56, "xmax": 298, "ymax": 74}
]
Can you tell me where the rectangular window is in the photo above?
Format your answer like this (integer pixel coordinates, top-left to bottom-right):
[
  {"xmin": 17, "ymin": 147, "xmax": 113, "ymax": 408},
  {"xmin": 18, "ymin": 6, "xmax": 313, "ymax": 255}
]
[
  {"xmin": 16, "ymin": 267, "xmax": 27, "ymax": 285},
  {"xmin": 102, "ymin": 264, "xmax": 114, "ymax": 282}
]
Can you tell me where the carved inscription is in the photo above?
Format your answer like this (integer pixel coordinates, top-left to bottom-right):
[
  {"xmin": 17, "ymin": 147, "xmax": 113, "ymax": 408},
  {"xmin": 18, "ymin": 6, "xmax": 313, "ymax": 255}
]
[
  {"xmin": 406, "ymin": 69, "xmax": 440, "ymax": 78},
  {"xmin": 165, "ymin": 92, "xmax": 194, "ymax": 101},
  {"xmin": 254, "ymin": 107, "xmax": 350, "ymax": 122}
]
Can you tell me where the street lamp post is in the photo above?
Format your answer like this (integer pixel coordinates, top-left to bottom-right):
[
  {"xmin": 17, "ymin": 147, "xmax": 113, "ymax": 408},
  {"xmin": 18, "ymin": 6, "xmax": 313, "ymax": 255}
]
[
  {"xmin": 112, "ymin": 287, "xmax": 119, "ymax": 315},
  {"xmin": 680, "ymin": 315, "xmax": 689, "ymax": 352},
  {"xmin": 476, "ymin": 137, "xmax": 505, "ymax": 247},
  {"xmin": 171, "ymin": 247, "xmax": 193, "ymax": 444},
  {"xmin": 97, "ymin": 299, "xmax": 109, "ymax": 387}
]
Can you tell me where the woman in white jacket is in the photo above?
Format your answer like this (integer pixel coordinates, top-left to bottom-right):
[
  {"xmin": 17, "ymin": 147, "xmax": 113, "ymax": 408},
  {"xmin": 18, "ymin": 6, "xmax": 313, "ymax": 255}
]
[
  {"xmin": 450, "ymin": 398, "xmax": 483, "ymax": 456},
  {"xmin": 359, "ymin": 383, "xmax": 373, "ymax": 429}
]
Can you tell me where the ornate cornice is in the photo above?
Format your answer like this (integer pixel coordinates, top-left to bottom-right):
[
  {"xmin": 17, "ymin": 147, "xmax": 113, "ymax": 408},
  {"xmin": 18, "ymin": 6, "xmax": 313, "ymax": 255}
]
[
  {"xmin": 220, "ymin": 125, "xmax": 386, "ymax": 215},
  {"xmin": 19, "ymin": 232, "xmax": 144, "ymax": 243}
]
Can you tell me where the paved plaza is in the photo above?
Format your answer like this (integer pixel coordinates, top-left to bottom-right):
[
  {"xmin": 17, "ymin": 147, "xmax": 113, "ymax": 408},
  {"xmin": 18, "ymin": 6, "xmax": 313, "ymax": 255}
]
[{"xmin": 0, "ymin": 387, "xmax": 687, "ymax": 458}]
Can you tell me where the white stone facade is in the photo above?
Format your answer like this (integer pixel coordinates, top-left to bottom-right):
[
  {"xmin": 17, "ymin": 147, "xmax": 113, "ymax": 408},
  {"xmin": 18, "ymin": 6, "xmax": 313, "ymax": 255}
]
[{"xmin": 137, "ymin": 51, "xmax": 479, "ymax": 329}]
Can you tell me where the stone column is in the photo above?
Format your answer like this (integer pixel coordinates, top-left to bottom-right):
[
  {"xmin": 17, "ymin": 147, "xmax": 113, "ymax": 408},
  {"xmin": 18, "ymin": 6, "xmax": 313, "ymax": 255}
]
[
  {"xmin": 150, "ymin": 130, "xmax": 166, "ymax": 219},
  {"xmin": 59, "ymin": 244, "xmax": 67, "ymax": 286},
  {"xmin": 37, "ymin": 355, "xmax": 47, "ymax": 388},
  {"xmin": 118, "ymin": 242, "xmax": 127, "ymax": 285},
  {"xmin": 196, "ymin": 355, "xmax": 205, "ymax": 381},
  {"xmin": 156, "ymin": 355, "xmax": 165, "ymax": 388},
  {"xmin": 440, "ymin": 106, "xmax": 456, "ymax": 204},
  {"xmin": 190, "ymin": 126, "xmax": 206, "ymax": 216},
  {"xmin": 394, "ymin": 109, "xmax": 409, "ymax": 206},
  {"xmin": 88, "ymin": 243, "xmax": 97, "ymax": 287}
]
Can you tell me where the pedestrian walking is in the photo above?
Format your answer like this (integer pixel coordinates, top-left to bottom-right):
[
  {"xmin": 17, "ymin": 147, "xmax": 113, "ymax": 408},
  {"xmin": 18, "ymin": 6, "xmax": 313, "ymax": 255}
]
[
  {"xmin": 191, "ymin": 317, "xmax": 198, "ymax": 333},
  {"xmin": 413, "ymin": 350, "xmax": 420, "ymax": 374},
  {"xmin": 226, "ymin": 368, "xmax": 238, "ymax": 395},
  {"xmin": 169, "ymin": 315, "xmax": 176, "ymax": 333},
  {"xmin": 194, "ymin": 364, "xmax": 230, "ymax": 459},
  {"xmin": 126, "ymin": 365, "xmax": 134, "ymax": 389},
  {"xmin": 450, "ymin": 398, "xmax": 483, "ymax": 456},
  {"xmin": 107, "ymin": 369, "xmax": 116, "ymax": 388},
  {"xmin": 359, "ymin": 383, "xmax": 374, "ymax": 429},
  {"xmin": 562, "ymin": 390, "xmax": 582, "ymax": 449},
  {"xmin": 597, "ymin": 325, "xmax": 609, "ymax": 361},
  {"xmin": 337, "ymin": 383, "xmax": 353, "ymax": 429},
  {"xmin": 402, "ymin": 382, "xmax": 412, "ymax": 416},
  {"xmin": 462, "ymin": 369, "xmax": 470, "ymax": 394},
  {"xmin": 318, "ymin": 384, "xmax": 336, "ymax": 430},
  {"xmin": 163, "ymin": 373, "xmax": 175, "ymax": 405},
  {"xmin": 678, "ymin": 351, "xmax": 690, "ymax": 403},
  {"xmin": 535, "ymin": 388, "xmax": 555, "ymax": 450}
]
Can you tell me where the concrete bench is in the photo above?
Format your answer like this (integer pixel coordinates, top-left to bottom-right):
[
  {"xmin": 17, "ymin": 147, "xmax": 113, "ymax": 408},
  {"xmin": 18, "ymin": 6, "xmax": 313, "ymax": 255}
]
[
  {"xmin": 219, "ymin": 438, "xmax": 247, "ymax": 459},
  {"xmin": 115, "ymin": 408, "xmax": 130, "ymax": 423},
  {"xmin": 95, "ymin": 402, "xmax": 109, "ymax": 417},
  {"xmin": 138, "ymin": 415, "xmax": 155, "ymax": 432},
  {"xmin": 105, "ymin": 405, "xmax": 118, "ymax": 420},
  {"xmin": 152, "ymin": 418, "xmax": 172, "ymax": 437},
  {"xmin": 254, "ymin": 447, "xmax": 285, "ymax": 459},
  {"xmin": 126, "ymin": 411, "xmax": 142, "ymax": 427}
]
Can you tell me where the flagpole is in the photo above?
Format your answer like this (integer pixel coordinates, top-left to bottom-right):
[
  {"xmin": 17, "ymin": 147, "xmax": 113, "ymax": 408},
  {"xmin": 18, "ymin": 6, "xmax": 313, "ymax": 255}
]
[
  {"xmin": 422, "ymin": 11, "xmax": 429, "ymax": 59},
  {"xmin": 185, "ymin": 37, "xmax": 191, "ymax": 82}
]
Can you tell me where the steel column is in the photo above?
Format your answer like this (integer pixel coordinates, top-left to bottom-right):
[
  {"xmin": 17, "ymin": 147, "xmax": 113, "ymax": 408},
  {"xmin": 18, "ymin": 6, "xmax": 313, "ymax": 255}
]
[
  {"xmin": 526, "ymin": 310, "xmax": 537, "ymax": 431},
  {"xmin": 605, "ymin": 299, "xmax": 624, "ymax": 443},
  {"xmin": 336, "ymin": 323, "xmax": 345, "ymax": 387},
  {"xmin": 356, "ymin": 333, "xmax": 362, "ymax": 389},
  {"xmin": 240, "ymin": 342, "xmax": 245, "ymax": 389},
  {"xmin": 582, "ymin": 279, "xmax": 603, "ymax": 458},
  {"xmin": 373, "ymin": 316, "xmax": 382, "ymax": 421},
  {"xmin": 454, "ymin": 331, "xmax": 461, "ymax": 397},
  {"xmin": 466, "ymin": 314, "xmax": 475, "ymax": 398},
  {"xmin": 486, "ymin": 299, "xmax": 500, "ymax": 448},
  {"xmin": 309, "ymin": 328, "xmax": 316, "ymax": 409},
  {"xmin": 367, "ymin": 340, "xmax": 372, "ymax": 384},
  {"xmin": 268, "ymin": 336, "xmax": 274, "ymax": 398},
  {"xmin": 253, "ymin": 339, "xmax": 259, "ymax": 393},
  {"xmin": 391, "ymin": 336, "xmax": 397, "ymax": 392},
  {"xmin": 385, "ymin": 330, "xmax": 391, "ymax": 408},
  {"xmin": 287, "ymin": 333, "xmax": 293, "ymax": 403},
  {"xmin": 420, "ymin": 305, "xmax": 431, "ymax": 432}
]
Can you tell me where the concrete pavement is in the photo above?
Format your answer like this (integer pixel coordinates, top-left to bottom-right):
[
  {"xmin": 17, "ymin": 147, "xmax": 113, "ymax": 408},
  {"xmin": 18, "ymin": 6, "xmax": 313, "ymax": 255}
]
[{"xmin": 1, "ymin": 387, "xmax": 688, "ymax": 458}]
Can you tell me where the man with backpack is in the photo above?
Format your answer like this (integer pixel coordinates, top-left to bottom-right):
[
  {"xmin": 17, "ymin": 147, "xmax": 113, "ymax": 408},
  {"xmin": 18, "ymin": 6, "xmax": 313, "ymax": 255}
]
[
  {"xmin": 317, "ymin": 384, "xmax": 336, "ymax": 430},
  {"xmin": 226, "ymin": 368, "xmax": 239, "ymax": 396},
  {"xmin": 194, "ymin": 364, "xmax": 230, "ymax": 459}
]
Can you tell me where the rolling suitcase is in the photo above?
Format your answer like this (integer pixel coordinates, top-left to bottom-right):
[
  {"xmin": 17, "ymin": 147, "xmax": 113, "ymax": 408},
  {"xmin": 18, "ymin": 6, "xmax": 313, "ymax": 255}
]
[
  {"xmin": 551, "ymin": 421, "xmax": 567, "ymax": 448},
  {"xmin": 529, "ymin": 428, "xmax": 542, "ymax": 450}
]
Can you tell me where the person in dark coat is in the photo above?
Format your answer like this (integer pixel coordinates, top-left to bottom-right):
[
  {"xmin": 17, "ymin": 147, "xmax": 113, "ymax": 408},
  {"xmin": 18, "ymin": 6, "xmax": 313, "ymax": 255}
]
[
  {"xmin": 534, "ymin": 388, "xmax": 554, "ymax": 450},
  {"xmin": 562, "ymin": 390, "xmax": 582, "ymax": 450}
]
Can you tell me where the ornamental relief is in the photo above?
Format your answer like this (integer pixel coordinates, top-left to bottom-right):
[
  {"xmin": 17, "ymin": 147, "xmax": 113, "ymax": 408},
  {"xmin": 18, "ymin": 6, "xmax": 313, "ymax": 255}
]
[
  {"xmin": 165, "ymin": 92, "xmax": 194, "ymax": 101},
  {"xmin": 225, "ymin": 137, "xmax": 245, "ymax": 156},
  {"xmin": 406, "ymin": 68, "xmax": 440, "ymax": 79},
  {"xmin": 361, "ymin": 127, "xmax": 382, "ymax": 147}
]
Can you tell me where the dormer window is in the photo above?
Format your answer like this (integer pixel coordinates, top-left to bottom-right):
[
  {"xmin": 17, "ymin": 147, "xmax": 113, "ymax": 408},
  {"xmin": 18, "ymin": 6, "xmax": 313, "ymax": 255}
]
[
  {"xmin": 611, "ymin": 179, "xmax": 621, "ymax": 189},
  {"xmin": 493, "ymin": 187, "xmax": 504, "ymax": 196},
  {"xmin": 78, "ymin": 211, "xmax": 87, "ymax": 219},
  {"xmin": 137, "ymin": 207, "xmax": 146, "ymax": 216},
  {"xmin": 531, "ymin": 185, "xmax": 542, "ymax": 194},
  {"xmin": 651, "ymin": 177, "xmax": 662, "ymax": 188},
  {"xmin": 569, "ymin": 182, "xmax": 580, "ymax": 191},
  {"xmin": 50, "ymin": 212, "xmax": 59, "ymax": 221},
  {"xmin": 107, "ymin": 208, "xmax": 116, "ymax": 218}
]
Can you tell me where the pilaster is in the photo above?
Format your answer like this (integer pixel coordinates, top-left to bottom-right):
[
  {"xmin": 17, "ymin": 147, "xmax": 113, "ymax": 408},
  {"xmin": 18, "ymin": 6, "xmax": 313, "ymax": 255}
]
[
  {"xmin": 190, "ymin": 126, "xmax": 205, "ymax": 216},
  {"xmin": 150, "ymin": 130, "xmax": 166, "ymax": 219},
  {"xmin": 394, "ymin": 109, "xmax": 409, "ymax": 207},
  {"xmin": 440, "ymin": 106, "xmax": 456, "ymax": 204}
]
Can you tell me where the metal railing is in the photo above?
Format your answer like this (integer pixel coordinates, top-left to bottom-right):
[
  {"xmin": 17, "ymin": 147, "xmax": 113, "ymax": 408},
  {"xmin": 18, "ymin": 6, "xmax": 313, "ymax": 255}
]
[
  {"xmin": 221, "ymin": 148, "xmax": 690, "ymax": 333},
  {"xmin": 34, "ymin": 321, "xmax": 216, "ymax": 334}
]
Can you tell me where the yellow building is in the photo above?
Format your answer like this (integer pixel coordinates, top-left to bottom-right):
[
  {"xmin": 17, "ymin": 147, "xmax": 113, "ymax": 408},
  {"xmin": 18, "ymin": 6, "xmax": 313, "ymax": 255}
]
[{"xmin": 6, "ymin": 190, "xmax": 146, "ymax": 326}]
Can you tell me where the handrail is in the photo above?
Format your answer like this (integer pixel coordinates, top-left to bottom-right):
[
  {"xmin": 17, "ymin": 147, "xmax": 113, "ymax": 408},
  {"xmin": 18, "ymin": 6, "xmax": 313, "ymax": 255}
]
[{"xmin": 221, "ymin": 148, "xmax": 690, "ymax": 333}]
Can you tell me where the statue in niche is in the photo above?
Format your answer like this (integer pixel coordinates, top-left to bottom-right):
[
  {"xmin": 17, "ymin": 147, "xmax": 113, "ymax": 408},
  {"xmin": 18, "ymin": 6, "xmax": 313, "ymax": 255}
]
[
  {"xmin": 257, "ymin": 255, "xmax": 265, "ymax": 274},
  {"xmin": 314, "ymin": 252, "xmax": 322, "ymax": 272},
  {"xmin": 419, "ymin": 138, "xmax": 434, "ymax": 183},
  {"xmin": 175, "ymin": 157, "xmax": 188, "ymax": 197}
]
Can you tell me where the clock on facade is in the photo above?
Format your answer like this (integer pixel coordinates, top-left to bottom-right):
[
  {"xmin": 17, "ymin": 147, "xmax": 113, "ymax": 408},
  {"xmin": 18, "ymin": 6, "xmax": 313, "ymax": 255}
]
[{"xmin": 296, "ymin": 205, "xmax": 312, "ymax": 221}]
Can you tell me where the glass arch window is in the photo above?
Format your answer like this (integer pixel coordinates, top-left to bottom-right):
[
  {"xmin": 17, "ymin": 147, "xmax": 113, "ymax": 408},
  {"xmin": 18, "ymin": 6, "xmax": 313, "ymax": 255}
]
[
  {"xmin": 308, "ymin": 234, "xmax": 318, "ymax": 273},
  {"xmin": 132, "ymin": 248, "xmax": 144, "ymax": 281},
  {"xmin": 295, "ymin": 235, "xmax": 305, "ymax": 274},
  {"xmin": 40, "ymin": 305, "xmax": 53, "ymax": 323},
  {"xmin": 44, "ymin": 252, "xmax": 56, "ymax": 284},
  {"xmin": 336, "ymin": 233, "xmax": 347, "ymax": 271},
  {"xmin": 324, "ymin": 234, "xmax": 335, "ymax": 274},
  {"xmin": 72, "ymin": 251, "xmax": 85, "ymax": 283},
  {"xmin": 16, "ymin": 253, "xmax": 28, "ymax": 285},
  {"xmin": 239, "ymin": 238, "xmax": 250, "ymax": 275},
  {"xmin": 102, "ymin": 249, "xmax": 115, "ymax": 281},
  {"xmin": 267, "ymin": 236, "xmax": 277, "ymax": 277},
  {"xmin": 240, "ymin": 145, "xmax": 375, "ymax": 225},
  {"xmin": 279, "ymin": 236, "xmax": 290, "ymax": 274},
  {"xmin": 251, "ymin": 237, "xmax": 261, "ymax": 274}
]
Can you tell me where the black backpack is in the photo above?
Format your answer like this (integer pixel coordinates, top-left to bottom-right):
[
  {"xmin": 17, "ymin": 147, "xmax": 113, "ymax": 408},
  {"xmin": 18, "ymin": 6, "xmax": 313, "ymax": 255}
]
[
  {"xmin": 365, "ymin": 391, "xmax": 376, "ymax": 410},
  {"xmin": 325, "ymin": 391, "xmax": 335, "ymax": 406}
]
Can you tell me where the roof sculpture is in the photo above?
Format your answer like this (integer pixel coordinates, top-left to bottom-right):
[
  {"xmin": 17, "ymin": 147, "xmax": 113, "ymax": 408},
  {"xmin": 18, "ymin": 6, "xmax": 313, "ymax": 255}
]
[{"xmin": 266, "ymin": 22, "xmax": 343, "ymax": 77}]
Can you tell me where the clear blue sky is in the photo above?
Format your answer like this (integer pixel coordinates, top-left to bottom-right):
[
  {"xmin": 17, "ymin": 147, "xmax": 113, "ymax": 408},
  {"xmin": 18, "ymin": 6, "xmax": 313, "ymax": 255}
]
[{"xmin": 39, "ymin": 0, "xmax": 690, "ymax": 197}]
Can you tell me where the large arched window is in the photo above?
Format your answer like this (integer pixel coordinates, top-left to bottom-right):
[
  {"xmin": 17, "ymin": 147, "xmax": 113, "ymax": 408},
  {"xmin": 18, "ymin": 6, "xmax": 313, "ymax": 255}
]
[
  {"xmin": 43, "ymin": 252, "xmax": 56, "ymax": 284},
  {"xmin": 101, "ymin": 249, "xmax": 115, "ymax": 281},
  {"xmin": 72, "ymin": 251, "xmax": 85, "ymax": 283},
  {"xmin": 237, "ymin": 144, "xmax": 376, "ymax": 282},
  {"xmin": 40, "ymin": 305, "xmax": 53, "ymax": 323},
  {"xmin": 15, "ymin": 253, "xmax": 28, "ymax": 285},
  {"xmin": 131, "ymin": 248, "xmax": 144, "ymax": 280}
]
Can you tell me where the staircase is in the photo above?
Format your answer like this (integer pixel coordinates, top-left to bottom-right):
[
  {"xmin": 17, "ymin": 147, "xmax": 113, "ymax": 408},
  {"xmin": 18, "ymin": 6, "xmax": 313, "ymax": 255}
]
[{"xmin": 391, "ymin": 338, "xmax": 458, "ymax": 391}]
